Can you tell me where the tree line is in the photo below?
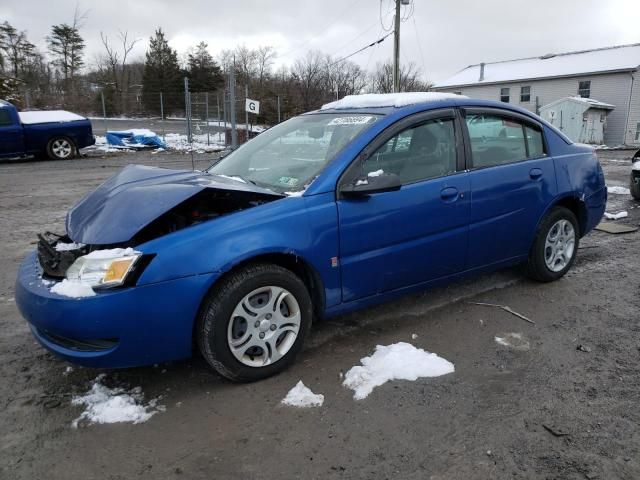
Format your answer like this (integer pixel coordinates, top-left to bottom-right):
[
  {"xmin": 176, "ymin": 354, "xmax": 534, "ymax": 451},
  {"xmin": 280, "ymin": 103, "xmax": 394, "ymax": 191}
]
[{"xmin": 0, "ymin": 16, "xmax": 433, "ymax": 125}]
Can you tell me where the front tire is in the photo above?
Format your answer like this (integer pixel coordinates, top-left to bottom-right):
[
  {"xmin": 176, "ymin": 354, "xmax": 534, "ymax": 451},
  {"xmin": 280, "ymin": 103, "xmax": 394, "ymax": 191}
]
[
  {"xmin": 196, "ymin": 263, "xmax": 313, "ymax": 382},
  {"xmin": 526, "ymin": 207, "xmax": 579, "ymax": 282},
  {"xmin": 46, "ymin": 136, "xmax": 76, "ymax": 160}
]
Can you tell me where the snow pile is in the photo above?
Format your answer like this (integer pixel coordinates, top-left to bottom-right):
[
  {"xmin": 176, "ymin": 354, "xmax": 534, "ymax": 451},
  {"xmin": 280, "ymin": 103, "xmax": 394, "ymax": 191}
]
[
  {"xmin": 495, "ymin": 333, "xmax": 530, "ymax": 351},
  {"xmin": 71, "ymin": 374, "xmax": 164, "ymax": 428},
  {"xmin": 321, "ymin": 92, "xmax": 465, "ymax": 110},
  {"xmin": 343, "ymin": 342, "xmax": 455, "ymax": 400},
  {"xmin": 55, "ymin": 241, "xmax": 84, "ymax": 252},
  {"xmin": 84, "ymin": 247, "xmax": 139, "ymax": 260},
  {"xmin": 607, "ymin": 186, "xmax": 630, "ymax": 195},
  {"xmin": 109, "ymin": 128, "xmax": 156, "ymax": 138},
  {"xmin": 50, "ymin": 279, "xmax": 95, "ymax": 298},
  {"xmin": 368, "ymin": 169, "xmax": 384, "ymax": 177},
  {"xmin": 281, "ymin": 381, "xmax": 324, "ymax": 408},
  {"xmin": 604, "ymin": 211, "xmax": 628, "ymax": 220},
  {"xmin": 19, "ymin": 110, "xmax": 86, "ymax": 124}
]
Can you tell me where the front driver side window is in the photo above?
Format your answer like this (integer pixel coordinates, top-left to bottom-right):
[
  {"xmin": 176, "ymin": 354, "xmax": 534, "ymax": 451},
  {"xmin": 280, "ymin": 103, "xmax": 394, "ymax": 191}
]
[{"xmin": 361, "ymin": 118, "xmax": 457, "ymax": 184}]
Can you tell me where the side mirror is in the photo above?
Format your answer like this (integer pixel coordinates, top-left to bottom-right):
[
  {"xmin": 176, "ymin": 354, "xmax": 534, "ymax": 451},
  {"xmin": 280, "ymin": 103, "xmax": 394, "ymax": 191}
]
[{"xmin": 340, "ymin": 172, "xmax": 402, "ymax": 198}]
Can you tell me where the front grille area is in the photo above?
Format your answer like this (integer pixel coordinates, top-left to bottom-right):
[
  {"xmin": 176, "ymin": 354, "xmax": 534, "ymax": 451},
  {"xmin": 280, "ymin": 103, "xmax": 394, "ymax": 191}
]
[
  {"xmin": 37, "ymin": 232, "xmax": 85, "ymax": 278},
  {"xmin": 37, "ymin": 328, "xmax": 118, "ymax": 352}
]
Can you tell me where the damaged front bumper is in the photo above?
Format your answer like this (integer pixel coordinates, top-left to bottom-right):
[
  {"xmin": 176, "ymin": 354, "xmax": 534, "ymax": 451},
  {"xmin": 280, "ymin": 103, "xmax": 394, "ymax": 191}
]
[{"xmin": 15, "ymin": 251, "xmax": 219, "ymax": 368}]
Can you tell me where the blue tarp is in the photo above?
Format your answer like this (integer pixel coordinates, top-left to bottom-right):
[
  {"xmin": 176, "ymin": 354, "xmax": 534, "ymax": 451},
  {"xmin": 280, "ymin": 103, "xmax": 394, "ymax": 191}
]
[{"xmin": 106, "ymin": 130, "xmax": 166, "ymax": 149}]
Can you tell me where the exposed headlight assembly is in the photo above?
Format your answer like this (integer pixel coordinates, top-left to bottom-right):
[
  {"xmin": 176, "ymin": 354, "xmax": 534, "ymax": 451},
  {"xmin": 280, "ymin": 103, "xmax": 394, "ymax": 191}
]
[{"xmin": 66, "ymin": 249, "xmax": 142, "ymax": 288}]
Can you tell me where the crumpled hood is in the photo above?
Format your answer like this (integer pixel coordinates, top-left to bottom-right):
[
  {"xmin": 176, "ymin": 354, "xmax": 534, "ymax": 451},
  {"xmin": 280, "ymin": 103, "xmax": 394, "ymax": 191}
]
[{"xmin": 66, "ymin": 164, "xmax": 282, "ymax": 245}]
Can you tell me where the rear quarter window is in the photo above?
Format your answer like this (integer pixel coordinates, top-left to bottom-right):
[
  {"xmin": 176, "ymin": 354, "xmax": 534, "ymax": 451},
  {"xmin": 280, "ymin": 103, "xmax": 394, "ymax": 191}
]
[{"xmin": 0, "ymin": 109, "xmax": 13, "ymax": 126}]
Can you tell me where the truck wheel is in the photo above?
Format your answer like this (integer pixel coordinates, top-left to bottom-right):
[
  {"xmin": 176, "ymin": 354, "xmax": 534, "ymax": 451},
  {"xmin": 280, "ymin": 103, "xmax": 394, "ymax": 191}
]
[
  {"xmin": 196, "ymin": 263, "xmax": 312, "ymax": 382},
  {"xmin": 630, "ymin": 172, "xmax": 640, "ymax": 201},
  {"xmin": 47, "ymin": 137, "xmax": 75, "ymax": 160}
]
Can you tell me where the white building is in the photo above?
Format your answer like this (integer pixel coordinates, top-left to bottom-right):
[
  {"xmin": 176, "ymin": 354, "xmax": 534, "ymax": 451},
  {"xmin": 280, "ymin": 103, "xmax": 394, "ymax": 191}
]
[{"xmin": 433, "ymin": 44, "xmax": 640, "ymax": 146}]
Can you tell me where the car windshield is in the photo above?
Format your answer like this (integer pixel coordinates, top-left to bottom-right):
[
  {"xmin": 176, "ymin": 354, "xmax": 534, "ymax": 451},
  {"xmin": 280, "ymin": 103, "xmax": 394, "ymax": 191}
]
[{"xmin": 207, "ymin": 113, "xmax": 380, "ymax": 193}]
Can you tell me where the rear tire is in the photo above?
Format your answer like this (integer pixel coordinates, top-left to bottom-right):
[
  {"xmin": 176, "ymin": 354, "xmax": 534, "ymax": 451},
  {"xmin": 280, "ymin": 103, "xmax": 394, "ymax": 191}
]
[
  {"xmin": 196, "ymin": 263, "xmax": 313, "ymax": 382},
  {"xmin": 630, "ymin": 172, "xmax": 640, "ymax": 201},
  {"xmin": 46, "ymin": 136, "xmax": 76, "ymax": 160},
  {"xmin": 526, "ymin": 207, "xmax": 579, "ymax": 282}
]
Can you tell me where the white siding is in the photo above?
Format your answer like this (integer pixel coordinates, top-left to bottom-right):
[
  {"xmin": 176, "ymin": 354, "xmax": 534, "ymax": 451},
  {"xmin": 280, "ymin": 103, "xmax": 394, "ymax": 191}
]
[{"xmin": 436, "ymin": 72, "xmax": 634, "ymax": 146}]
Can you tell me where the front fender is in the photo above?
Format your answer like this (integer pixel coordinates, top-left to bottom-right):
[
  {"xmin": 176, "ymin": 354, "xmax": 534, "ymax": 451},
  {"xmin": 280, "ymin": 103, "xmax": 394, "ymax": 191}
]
[{"xmin": 135, "ymin": 192, "xmax": 342, "ymax": 308}]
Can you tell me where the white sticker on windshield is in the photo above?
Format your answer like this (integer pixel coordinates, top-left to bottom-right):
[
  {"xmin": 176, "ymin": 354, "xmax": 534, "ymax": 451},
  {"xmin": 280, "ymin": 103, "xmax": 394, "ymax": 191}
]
[{"xmin": 327, "ymin": 116, "xmax": 376, "ymax": 126}]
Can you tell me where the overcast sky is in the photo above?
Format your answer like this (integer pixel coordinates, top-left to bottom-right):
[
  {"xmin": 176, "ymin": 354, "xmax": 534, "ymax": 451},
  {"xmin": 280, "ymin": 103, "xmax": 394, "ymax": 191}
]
[{"xmin": 1, "ymin": 0, "xmax": 639, "ymax": 83}]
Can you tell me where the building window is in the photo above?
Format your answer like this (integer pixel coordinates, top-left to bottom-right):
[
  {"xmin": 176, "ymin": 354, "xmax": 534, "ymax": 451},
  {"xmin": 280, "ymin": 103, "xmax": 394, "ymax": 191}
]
[
  {"xmin": 636, "ymin": 122, "xmax": 640, "ymax": 142},
  {"xmin": 520, "ymin": 86, "xmax": 531, "ymax": 102},
  {"xmin": 500, "ymin": 88, "xmax": 510, "ymax": 103},
  {"xmin": 578, "ymin": 81, "xmax": 591, "ymax": 98}
]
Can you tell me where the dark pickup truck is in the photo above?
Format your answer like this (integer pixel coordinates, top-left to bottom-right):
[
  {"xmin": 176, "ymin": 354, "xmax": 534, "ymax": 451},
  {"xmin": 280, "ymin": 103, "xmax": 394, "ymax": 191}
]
[{"xmin": 0, "ymin": 100, "xmax": 95, "ymax": 160}]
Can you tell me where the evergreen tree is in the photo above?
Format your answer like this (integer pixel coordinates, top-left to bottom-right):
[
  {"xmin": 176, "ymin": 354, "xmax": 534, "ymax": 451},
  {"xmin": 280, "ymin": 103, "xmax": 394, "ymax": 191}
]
[
  {"xmin": 47, "ymin": 23, "xmax": 85, "ymax": 91},
  {"xmin": 142, "ymin": 28, "xmax": 183, "ymax": 115},
  {"xmin": 186, "ymin": 42, "xmax": 223, "ymax": 92},
  {"xmin": 0, "ymin": 21, "xmax": 37, "ymax": 78}
]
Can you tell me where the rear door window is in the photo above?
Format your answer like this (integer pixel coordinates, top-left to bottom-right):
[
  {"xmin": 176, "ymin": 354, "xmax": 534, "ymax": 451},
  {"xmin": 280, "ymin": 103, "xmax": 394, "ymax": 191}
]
[{"xmin": 465, "ymin": 113, "xmax": 545, "ymax": 168}]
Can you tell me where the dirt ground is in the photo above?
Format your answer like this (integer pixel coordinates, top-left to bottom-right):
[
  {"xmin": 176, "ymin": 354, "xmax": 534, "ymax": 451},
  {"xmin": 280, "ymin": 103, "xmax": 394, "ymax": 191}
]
[{"xmin": 1, "ymin": 147, "xmax": 639, "ymax": 480}]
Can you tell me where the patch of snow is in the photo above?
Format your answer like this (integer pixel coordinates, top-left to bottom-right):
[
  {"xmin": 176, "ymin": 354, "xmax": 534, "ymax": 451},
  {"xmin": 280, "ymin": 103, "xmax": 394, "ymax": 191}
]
[
  {"xmin": 321, "ymin": 92, "xmax": 465, "ymax": 110},
  {"xmin": 604, "ymin": 211, "xmax": 628, "ymax": 220},
  {"xmin": 50, "ymin": 279, "xmax": 95, "ymax": 298},
  {"xmin": 494, "ymin": 333, "xmax": 530, "ymax": 351},
  {"xmin": 633, "ymin": 161, "xmax": 640, "ymax": 171},
  {"xmin": 108, "ymin": 128, "xmax": 156, "ymax": 138},
  {"xmin": 55, "ymin": 241, "xmax": 85, "ymax": 252},
  {"xmin": 71, "ymin": 374, "xmax": 164, "ymax": 428},
  {"xmin": 19, "ymin": 110, "xmax": 86, "ymax": 124},
  {"xmin": 355, "ymin": 179, "xmax": 369, "ymax": 186},
  {"xmin": 216, "ymin": 174, "xmax": 247, "ymax": 183},
  {"xmin": 63, "ymin": 366, "xmax": 74, "ymax": 376},
  {"xmin": 607, "ymin": 186, "xmax": 630, "ymax": 195},
  {"xmin": 281, "ymin": 381, "xmax": 324, "ymax": 408},
  {"xmin": 343, "ymin": 342, "xmax": 455, "ymax": 400},
  {"xmin": 411, "ymin": 333, "xmax": 418, "ymax": 340},
  {"xmin": 284, "ymin": 190, "xmax": 304, "ymax": 197},
  {"xmin": 84, "ymin": 247, "xmax": 139, "ymax": 260},
  {"xmin": 368, "ymin": 169, "xmax": 384, "ymax": 177}
]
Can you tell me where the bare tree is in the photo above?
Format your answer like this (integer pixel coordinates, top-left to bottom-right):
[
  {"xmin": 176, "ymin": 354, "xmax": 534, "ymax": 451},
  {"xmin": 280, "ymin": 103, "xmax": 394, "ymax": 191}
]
[
  {"xmin": 291, "ymin": 50, "xmax": 327, "ymax": 111},
  {"xmin": 371, "ymin": 60, "xmax": 433, "ymax": 93},
  {"xmin": 255, "ymin": 46, "xmax": 276, "ymax": 88},
  {"xmin": 98, "ymin": 30, "xmax": 140, "ymax": 114}
]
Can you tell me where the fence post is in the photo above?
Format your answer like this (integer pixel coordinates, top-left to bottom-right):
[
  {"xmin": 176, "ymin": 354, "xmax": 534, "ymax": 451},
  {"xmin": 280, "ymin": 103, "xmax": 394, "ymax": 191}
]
[
  {"xmin": 160, "ymin": 92, "xmax": 165, "ymax": 141},
  {"xmin": 222, "ymin": 91, "xmax": 227, "ymax": 147},
  {"xmin": 277, "ymin": 95, "xmax": 281, "ymax": 124},
  {"xmin": 101, "ymin": 91, "xmax": 108, "ymax": 137},
  {"xmin": 217, "ymin": 94, "xmax": 221, "ymax": 146},
  {"xmin": 205, "ymin": 92, "xmax": 210, "ymax": 146},
  {"xmin": 184, "ymin": 77, "xmax": 192, "ymax": 143},
  {"xmin": 245, "ymin": 84, "xmax": 249, "ymax": 144}
]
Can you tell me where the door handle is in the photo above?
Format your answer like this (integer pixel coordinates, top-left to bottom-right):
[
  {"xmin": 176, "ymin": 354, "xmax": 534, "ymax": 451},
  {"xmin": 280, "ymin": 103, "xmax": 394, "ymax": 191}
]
[
  {"xmin": 440, "ymin": 186, "xmax": 459, "ymax": 202},
  {"xmin": 529, "ymin": 168, "xmax": 543, "ymax": 180}
]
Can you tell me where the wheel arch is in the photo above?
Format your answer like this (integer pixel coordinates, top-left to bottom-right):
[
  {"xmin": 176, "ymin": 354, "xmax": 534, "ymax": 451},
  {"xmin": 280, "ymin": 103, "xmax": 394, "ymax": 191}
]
[
  {"xmin": 192, "ymin": 251, "xmax": 326, "ymax": 348},
  {"xmin": 538, "ymin": 193, "xmax": 588, "ymax": 238}
]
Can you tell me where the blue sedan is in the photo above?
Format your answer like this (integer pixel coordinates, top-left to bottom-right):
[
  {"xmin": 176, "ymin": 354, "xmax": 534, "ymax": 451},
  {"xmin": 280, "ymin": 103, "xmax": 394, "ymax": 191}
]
[{"xmin": 15, "ymin": 93, "xmax": 606, "ymax": 381}]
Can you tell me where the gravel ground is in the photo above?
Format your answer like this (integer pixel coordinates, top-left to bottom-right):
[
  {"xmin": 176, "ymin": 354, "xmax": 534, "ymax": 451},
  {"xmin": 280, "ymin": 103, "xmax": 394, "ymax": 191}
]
[{"xmin": 0, "ymin": 147, "xmax": 639, "ymax": 480}]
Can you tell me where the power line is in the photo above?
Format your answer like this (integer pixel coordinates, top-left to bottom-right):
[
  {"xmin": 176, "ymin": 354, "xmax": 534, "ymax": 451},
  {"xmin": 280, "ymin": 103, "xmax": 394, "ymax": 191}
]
[{"xmin": 329, "ymin": 30, "xmax": 394, "ymax": 67}]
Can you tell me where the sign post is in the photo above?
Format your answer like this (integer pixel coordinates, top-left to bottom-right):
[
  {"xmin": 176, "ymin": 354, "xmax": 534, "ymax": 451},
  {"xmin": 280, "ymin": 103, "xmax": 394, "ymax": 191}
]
[{"xmin": 244, "ymin": 98, "xmax": 260, "ymax": 142}]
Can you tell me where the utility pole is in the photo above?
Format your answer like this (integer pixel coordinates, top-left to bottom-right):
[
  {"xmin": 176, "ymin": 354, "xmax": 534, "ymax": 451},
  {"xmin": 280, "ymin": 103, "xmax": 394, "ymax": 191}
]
[{"xmin": 393, "ymin": 0, "xmax": 401, "ymax": 93}]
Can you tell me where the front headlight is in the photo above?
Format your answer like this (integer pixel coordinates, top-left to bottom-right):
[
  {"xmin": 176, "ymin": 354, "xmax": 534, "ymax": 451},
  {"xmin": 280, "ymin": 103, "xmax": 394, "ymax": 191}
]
[{"xmin": 66, "ymin": 249, "xmax": 141, "ymax": 288}]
